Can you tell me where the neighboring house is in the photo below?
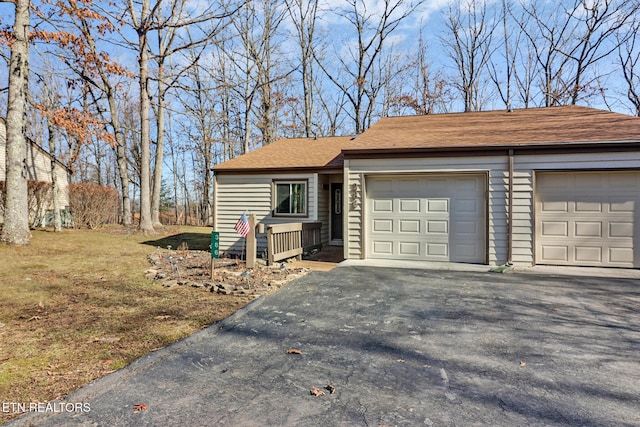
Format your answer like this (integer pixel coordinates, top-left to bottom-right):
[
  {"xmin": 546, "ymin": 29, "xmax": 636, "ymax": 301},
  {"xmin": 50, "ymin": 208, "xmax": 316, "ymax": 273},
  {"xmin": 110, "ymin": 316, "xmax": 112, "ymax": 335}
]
[
  {"xmin": 214, "ymin": 106, "xmax": 640, "ymax": 269},
  {"xmin": 0, "ymin": 118, "xmax": 72, "ymax": 227}
]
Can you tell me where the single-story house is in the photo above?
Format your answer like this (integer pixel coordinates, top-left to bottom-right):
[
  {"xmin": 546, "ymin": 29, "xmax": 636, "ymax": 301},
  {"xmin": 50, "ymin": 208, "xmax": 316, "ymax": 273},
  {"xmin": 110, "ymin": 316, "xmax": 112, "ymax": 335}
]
[
  {"xmin": 0, "ymin": 118, "xmax": 72, "ymax": 227},
  {"xmin": 213, "ymin": 105, "xmax": 640, "ymax": 268}
]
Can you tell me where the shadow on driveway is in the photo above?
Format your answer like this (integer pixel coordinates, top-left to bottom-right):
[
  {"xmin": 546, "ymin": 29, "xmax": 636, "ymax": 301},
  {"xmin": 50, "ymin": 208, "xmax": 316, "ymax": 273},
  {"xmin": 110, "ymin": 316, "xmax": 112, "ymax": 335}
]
[{"xmin": 11, "ymin": 267, "xmax": 640, "ymax": 426}]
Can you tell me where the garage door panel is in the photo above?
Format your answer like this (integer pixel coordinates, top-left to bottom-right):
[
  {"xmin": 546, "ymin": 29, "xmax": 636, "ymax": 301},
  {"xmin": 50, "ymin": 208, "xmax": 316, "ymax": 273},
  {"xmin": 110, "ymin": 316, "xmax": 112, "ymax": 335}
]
[
  {"xmin": 427, "ymin": 199, "xmax": 448, "ymax": 213},
  {"xmin": 399, "ymin": 220, "xmax": 420, "ymax": 233},
  {"xmin": 452, "ymin": 220, "xmax": 479, "ymax": 236},
  {"xmin": 454, "ymin": 198, "xmax": 480, "ymax": 213},
  {"xmin": 536, "ymin": 171, "xmax": 639, "ymax": 268},
  {"xmin": 399, "ymin": 179, "xmax": 420, "ymax": 193},
  {"xmin": 541, "ymin": 201, "xmax": 568, "ymax": 212},
  {"xmin": 575, "ymin": 222, "xmax": 602, "ymax": 237},
  {"xmin": 373, "ymin": 199, "xmax": 393, "ymax": 212},
  {"xmin": 453, "ymin": 242, "xmax": 482, "ymax": 258},
  {"xmin": 399, "ymin": 242, "xmax": 420, "ymax": 255},
  {"xmin": 541, "ymin": 245, "xmax": 569, "ymax": 262},
  {"xmin": 372, "ymin": 219, "xmax": 393, "ymax": 233},
  {"xmin": 455, "ymin": 177, "xmax": 481, "ymax": 191},
  {"xmin": 610, "ymin": 247, "xmax": 633, "ymax": 263},
  {"xmin": 372, "ymin": 241, "xmax": 393, "ymax": 255},
  {"xmin": 427, "ymin": 220, "xmax": 448, "ymax": 234},
  {"xmin": 542, "ymin": 221, "xmax": 568, "ymax": 237},
  {"xmin": 426, "ymin": 243, "xmax": 448, "ymax": 257},
  {"xmin": 400, "ymin": 199, "xmax": 420, "ymax": 212},
  {"xmin": 610, "ymin": 222, "xmax": 633, "ymax": 237},
  {"xmin": 575, "ymin": 246, "xmax": 602, "ymax": 263},
  {"xmin": 367, "ymin": 175, "xmax": 485, "ymax": 263},
  {"xmin": 576, "ymin": 173, "xmax": 605, "ymax": 189},
  {"xmin": 610, "ymin": 198, "xmax": 634, "ymax": 212},
  {"xmin": 575, "ymin": 201, "xmax": 603, "ymax": 212}
]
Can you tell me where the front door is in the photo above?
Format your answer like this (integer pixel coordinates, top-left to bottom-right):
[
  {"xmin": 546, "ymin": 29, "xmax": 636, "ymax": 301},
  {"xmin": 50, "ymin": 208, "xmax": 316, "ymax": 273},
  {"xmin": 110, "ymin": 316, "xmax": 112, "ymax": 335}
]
[{"xmin": 331, "ymin": 183, "xmax": 343, "ymax": 241}]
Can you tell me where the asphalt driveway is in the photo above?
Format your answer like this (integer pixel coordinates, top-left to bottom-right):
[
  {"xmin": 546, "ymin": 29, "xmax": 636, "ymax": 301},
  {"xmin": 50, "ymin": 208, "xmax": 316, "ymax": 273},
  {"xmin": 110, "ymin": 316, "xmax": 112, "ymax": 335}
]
[{"xmin": 10, "ymin": 266, "xmax": 640, "ymax": 426}]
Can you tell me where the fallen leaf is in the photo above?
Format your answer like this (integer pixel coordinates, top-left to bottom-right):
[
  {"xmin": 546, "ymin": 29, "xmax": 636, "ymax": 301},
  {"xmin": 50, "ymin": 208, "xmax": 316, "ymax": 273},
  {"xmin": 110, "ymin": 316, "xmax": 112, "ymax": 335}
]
[
  {"xmin": 325, "ymin": 384, "xmax": 336, "ymax": 394},
  {"xmin": 154, "ymin": 315, "xmax": 171, "ymax": 320},
  {"xmin": 519, "ymin": 361, "xmax": 527, "ymax": 368},
  {"xmin": 552, "ymin": 307, "xmax": 560, "ymax": 311},
  {"xmin": 287, "ymin": 349, "xmax": 302, "ymax": 355},
  {"xmin": 133, "ymin": 403, "xmax": 147, "ymax": 413},
  {"xmin": 310, "ymin": 386, "xmax": 325, "ymax": 396},
  {"xmin": 27, "ymin": 316, "xmax": 41, "ymax": 322},
  {"xmin": 102, "ymin": 359, "xmax": 113, "ymax": 366}
]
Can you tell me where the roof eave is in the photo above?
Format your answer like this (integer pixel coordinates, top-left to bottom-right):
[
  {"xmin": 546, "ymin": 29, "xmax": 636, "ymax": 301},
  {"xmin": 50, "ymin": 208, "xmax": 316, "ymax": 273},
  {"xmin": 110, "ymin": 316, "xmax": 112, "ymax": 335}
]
[
  {"xmin": 342, "ymin": 140, "xmax": 640, "ymax": 158},
  {"xmin": 213, "ymin": 165, "xmax": 344, "ymax": 174}
]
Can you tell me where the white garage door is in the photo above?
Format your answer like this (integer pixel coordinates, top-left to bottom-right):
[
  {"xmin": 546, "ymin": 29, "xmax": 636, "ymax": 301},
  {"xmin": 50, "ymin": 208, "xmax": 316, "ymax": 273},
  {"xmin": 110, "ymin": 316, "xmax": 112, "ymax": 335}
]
[
  {"xmin": 536, "ymin": 171, "xmax": 640, "ymax": 268},
  {"xmin": 366, "ymin": 175, "xmax": 486, "ymax": 263}
]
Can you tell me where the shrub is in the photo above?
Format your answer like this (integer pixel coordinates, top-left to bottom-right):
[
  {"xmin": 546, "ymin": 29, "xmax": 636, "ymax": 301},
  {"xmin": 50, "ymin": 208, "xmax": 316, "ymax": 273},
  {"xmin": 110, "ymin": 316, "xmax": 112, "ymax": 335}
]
[{"xmin": 69, "ymin": 183, "xmax": 120, "ymax": 229}]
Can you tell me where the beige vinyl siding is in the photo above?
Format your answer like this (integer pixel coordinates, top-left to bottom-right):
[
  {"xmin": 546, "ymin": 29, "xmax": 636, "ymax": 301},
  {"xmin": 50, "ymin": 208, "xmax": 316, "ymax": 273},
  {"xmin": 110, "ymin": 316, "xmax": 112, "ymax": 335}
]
[
  {"xmin": 344, "ymin": 162, "xmax": 365, "ymax": 259},
  {"xmin": 214, "ymin": 173, "xmax": 320, "ymax": 255},
  {"xmin": 345, "ymin": 156, "xmax": 509, "ymax": 265}
]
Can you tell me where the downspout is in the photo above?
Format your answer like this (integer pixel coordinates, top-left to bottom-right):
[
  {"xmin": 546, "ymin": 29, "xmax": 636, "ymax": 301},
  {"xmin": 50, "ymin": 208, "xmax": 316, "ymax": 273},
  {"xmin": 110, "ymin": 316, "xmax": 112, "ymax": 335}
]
[{"xmin": 507, "ymin": 149, "xmax": 514, "ymax": 265}]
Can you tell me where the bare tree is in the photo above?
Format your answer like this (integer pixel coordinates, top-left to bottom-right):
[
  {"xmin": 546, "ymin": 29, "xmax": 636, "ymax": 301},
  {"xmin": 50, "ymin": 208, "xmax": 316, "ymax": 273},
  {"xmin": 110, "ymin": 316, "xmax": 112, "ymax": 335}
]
[
  {"xmin": 316, "ymin": 0, "xmax": 424, "ymax": 134},
  {"xmin": 389, "ymin": 31, "xmax": 451, "ymax": 115},
  {"xmin": 1, "ymin": 0, "xmax": 31, "ymax": 245},
  {"xmin": 176, "ymin": 56, "xmax": 220, "ymax": 225},
  {"xmin": 618, "ymin": 19, "xmax": 640, "ymax": 115},
  {"xmin": 563, "ymin": 0, "xmax": 639, "ymax": 105},
  {"xmin": 515, "ymin": 0, "xmax": 636, "ymax": 107},
  {"xmin": 285, "ymin": 0, "xmax": 320, "ymax": 137},
  {"xmin": 120, "ymin": 0, "xmax": 238, "ymax": 232},
  {"xmin": 487, "ymin": 0, "xmax": 515, "ymax": 110},
  {"xmin": 148, "ymin": 1, "xmax": 237, "ymax": 227},
  {"xmin": 441, "ymin": 0, "xmax": 497, "ymax": 112}
]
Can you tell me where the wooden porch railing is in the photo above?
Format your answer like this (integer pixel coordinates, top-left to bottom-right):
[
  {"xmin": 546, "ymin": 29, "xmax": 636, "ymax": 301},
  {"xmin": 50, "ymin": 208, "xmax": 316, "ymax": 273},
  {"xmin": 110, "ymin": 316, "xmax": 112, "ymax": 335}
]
[{"xmin": 266, "ymin": 221, "xmax": 322, "ymax": 265}]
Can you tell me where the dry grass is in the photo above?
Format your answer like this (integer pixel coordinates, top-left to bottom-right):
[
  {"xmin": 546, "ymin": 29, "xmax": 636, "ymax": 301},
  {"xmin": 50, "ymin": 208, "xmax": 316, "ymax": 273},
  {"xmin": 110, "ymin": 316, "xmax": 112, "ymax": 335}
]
[{"xmin": 0, "ymin": 227, "xmax": 254, "ymax": 425}]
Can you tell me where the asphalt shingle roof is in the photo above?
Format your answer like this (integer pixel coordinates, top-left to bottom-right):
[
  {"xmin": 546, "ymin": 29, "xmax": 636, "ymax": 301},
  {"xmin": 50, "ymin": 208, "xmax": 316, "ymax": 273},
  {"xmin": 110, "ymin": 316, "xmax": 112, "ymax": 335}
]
[
  {"xmin": 214, "ymin": 106, "xmax": 640, "ymax": 172},
  {"xmin": 346, "ymin": 106, "xmax": 640, "ymax": 152},
  {"xmin": 213, "ymin": 136, "xmax": 352, "ymax": 172}
]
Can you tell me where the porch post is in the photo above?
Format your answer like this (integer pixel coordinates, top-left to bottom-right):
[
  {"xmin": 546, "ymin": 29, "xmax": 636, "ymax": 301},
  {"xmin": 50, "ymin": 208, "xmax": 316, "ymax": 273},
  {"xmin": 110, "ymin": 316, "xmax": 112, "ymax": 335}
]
[{"xmin": 246, "ymin": 213, "xmax": 257, "ymax": 268}]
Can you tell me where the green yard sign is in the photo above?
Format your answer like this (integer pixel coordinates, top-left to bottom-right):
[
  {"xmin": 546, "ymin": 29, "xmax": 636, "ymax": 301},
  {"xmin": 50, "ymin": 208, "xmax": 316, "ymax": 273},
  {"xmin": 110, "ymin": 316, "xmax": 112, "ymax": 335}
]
[{"xmin": 211, "ymin": 231, "xmax": 220, "ymax": 259}]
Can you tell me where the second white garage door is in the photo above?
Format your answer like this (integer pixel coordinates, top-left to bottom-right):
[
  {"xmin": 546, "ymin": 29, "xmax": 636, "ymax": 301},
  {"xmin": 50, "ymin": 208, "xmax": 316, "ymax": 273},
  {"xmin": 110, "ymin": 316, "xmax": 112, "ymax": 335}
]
[
  {"xmin": 366, "ymin": 175, "xmax": 486, "ymax": 263},
  {"xmin": 536, "ymin": 171, "xmax": 640, "ymax": 268}
]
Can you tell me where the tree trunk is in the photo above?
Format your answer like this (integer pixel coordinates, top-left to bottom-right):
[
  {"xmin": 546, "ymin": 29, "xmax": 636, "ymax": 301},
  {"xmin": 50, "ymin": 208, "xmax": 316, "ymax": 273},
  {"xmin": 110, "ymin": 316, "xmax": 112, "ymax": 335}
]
[
  {"xmin": 151, "ymin": 71, "xmax": 166, "ymax": 228},
  {"xmin": 108, "ymin": 93, "xmax": 132, "ymax": 227},
  {"xmin": 1, "ymin": 0, "xmax": 31, "ymax": 246},
  {"xmin": 137, "ymin": 2, "xmax": 154, "ymax": 234}
]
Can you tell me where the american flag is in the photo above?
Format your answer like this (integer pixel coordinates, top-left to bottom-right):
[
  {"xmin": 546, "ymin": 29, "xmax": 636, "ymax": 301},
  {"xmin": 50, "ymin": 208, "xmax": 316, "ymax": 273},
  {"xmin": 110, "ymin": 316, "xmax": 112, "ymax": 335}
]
[{"xmin": 234, "ymin": 212, "xmax": 250, "ymax": 238}]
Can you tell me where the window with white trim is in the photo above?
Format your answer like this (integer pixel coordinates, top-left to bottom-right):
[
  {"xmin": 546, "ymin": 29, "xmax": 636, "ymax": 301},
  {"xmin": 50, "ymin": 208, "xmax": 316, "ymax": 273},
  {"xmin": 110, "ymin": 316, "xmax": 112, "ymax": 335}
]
[{"xmin": 274, "ymin": 181, "xmax": 307, "ymax": 216}]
